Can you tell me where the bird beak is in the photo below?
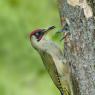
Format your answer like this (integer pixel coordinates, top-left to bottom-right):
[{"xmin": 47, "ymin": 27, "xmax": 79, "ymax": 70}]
[{"xmin": 43, "ymin": 26, "xmax": 55, "ymax": 34}]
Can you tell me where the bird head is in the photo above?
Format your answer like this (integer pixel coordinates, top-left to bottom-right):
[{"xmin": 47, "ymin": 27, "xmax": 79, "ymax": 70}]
[{"xmin": 30, "ymin": 26, "xmax": 55, "ymax": 49}]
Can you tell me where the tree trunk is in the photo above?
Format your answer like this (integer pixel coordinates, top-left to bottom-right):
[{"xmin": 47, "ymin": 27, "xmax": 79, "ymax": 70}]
[{"xmin": 57, "ymin": 0, "xmax": 95, "ymax": 95}]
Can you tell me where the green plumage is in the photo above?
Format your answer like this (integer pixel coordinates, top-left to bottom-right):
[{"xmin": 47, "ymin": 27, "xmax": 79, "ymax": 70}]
[
  {"xmin": 30, "ymin": 28, "xmax": 74, "ymax": 95},
  {"xmin": 35, "ymin": 40, "xmax": 73, "ymax": 95}
]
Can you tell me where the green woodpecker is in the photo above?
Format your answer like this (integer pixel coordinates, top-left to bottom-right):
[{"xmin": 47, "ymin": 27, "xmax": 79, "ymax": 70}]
[{"xmin": 30, "ymin": 26, "xmax": 73, "ymax": 95}]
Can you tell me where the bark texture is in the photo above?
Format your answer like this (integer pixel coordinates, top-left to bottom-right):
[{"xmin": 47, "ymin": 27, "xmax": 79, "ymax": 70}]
[{"xmin": 58, "ymin": 0, "xmax": 95, "ymax": 95}]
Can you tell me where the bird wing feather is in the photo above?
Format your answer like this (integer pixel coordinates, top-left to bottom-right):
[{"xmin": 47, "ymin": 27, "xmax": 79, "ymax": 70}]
[{"xmin": 38, "ymin": 50, "xmax": 71, "ymax": 95}]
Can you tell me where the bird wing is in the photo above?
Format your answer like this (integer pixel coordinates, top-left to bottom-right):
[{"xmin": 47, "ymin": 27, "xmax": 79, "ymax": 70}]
[
  {"xmin": 39, "ymin": 50, "xmax": 60, "ymax": 86},
  {"xmin": 38, "ymin": 50, "xmax": 71, "ymax": 95}
]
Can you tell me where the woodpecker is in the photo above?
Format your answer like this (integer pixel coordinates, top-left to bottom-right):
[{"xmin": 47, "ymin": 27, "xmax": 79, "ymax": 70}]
[{"xmin": 30, "ymin": 26, "xmax": 73, "ymax": 95}]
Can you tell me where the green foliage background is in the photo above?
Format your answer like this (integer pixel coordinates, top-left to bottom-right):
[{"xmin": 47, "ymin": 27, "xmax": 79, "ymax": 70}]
[{"xmin": 0, "ymin": 0, "xmax": 61, "ymax": 95}]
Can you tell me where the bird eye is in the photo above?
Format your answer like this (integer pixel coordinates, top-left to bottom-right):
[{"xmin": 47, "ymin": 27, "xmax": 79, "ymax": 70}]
[
  {"xmin": 34, "ymin": 31, "xmax": 44, "ymax": 41},
  {"xmin": 35, "ymin": 31, "xmax": 42, "ymax": 37},
  {"xmin": 35, "ymin": 32, "xmax": 40, "ymax": 36}
]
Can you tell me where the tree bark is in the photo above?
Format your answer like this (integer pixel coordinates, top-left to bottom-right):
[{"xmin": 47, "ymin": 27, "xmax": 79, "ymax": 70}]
[{"xmin": 58, "ymin": 0, "xmax": 95, "ymax": 95}]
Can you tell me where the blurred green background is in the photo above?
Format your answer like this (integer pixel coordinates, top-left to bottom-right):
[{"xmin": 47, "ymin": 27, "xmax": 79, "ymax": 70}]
[{"xmin": 0, "ymin": 0, "xmax": 61, "ymax": 95}]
